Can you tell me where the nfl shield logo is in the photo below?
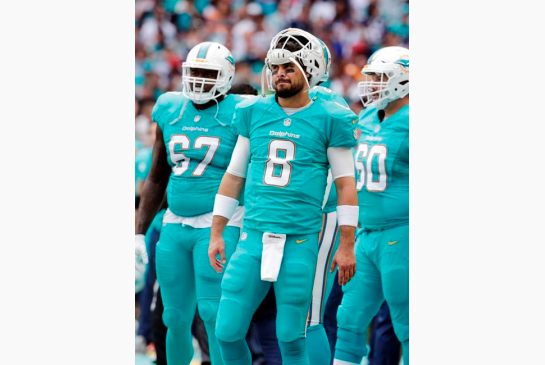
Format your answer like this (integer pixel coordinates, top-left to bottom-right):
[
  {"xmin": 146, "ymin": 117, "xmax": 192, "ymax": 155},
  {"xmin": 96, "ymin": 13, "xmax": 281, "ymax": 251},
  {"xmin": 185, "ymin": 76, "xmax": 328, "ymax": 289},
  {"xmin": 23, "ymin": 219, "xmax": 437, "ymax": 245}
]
[
  {"xmin": 283, "ymin": 118, "xmax": 291, "ymax": 126},
  {"xmin": 194, "ymin": 115, "xmax": 201, "ymax": 122}
]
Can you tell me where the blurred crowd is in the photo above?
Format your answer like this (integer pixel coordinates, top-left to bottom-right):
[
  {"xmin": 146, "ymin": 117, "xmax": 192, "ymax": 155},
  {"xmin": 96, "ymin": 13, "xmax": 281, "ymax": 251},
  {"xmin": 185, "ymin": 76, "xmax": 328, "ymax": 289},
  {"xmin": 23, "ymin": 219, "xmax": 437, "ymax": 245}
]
[{"xmin": 135, "ymin": 0, "xmax": 409, "ymax": 154}]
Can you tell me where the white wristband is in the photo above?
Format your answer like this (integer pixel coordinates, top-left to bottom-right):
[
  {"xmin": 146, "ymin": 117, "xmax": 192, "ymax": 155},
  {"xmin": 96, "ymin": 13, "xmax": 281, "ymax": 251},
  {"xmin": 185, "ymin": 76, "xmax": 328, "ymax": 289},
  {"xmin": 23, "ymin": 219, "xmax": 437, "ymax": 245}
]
[
  {"xmin": 337, "ymin": 205, "xmax": 359, "ymax": 227},
  {"xmin": 213, "ymin": 194, "xmax": 240, "ymax": 220}
]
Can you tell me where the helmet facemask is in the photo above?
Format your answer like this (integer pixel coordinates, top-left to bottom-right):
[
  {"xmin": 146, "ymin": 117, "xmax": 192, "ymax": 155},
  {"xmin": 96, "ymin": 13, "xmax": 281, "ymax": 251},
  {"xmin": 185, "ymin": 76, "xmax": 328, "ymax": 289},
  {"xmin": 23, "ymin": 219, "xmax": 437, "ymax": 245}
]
[
  {"xmin": 357, "ymin": 46, "xmax": 409, "ymax": 110},
  {"xmin": 358, "ymin": 66, "xmax": 409, "ymax": 110},
  {"xmin": 358, "ymin": 71, "xmax": 393, "ymax": 110},
  {"xmin": 182, "ymin": 63, "xmax": 227, "ymax": 104},
  {"xmin": 181, "ymin": 42, "xmax": 235, "ymax": 104},
  {"xmin": 262, "ymin": 29, "xmax": 325, "ymax": 95}
]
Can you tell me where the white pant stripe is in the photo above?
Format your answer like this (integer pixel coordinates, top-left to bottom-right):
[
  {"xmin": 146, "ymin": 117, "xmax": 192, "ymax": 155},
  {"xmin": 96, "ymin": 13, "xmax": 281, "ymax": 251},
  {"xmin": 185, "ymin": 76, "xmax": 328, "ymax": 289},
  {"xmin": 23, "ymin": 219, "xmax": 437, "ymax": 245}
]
[{"xmin": 309, "ymin": 211, "xmax": 338, "ymax": 326}]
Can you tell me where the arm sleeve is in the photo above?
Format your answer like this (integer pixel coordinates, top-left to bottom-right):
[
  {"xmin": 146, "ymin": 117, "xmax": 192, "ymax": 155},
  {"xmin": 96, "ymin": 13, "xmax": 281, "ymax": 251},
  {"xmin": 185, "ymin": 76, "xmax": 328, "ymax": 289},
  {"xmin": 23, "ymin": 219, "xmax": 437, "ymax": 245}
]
[
  {"xmin": 226, "ymin": 135, "xmax": 250, "ymax": 178},
  {"xmin": 327, "ymin": 147, "xmax": 355, "ymax": 180}
]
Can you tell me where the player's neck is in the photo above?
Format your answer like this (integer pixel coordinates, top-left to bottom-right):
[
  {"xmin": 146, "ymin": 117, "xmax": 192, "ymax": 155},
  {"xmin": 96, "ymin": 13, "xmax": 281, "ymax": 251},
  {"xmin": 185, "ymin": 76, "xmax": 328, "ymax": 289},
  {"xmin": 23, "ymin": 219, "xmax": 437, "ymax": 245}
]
[
  {"xmin": 192, "ymin": 95, "xmax": 225, "ymax": 110},
  {"xmin": 384, "ymin": 96, "xmax": 409, "ymax": 118},
  {"xmin": 276, "ymin": 89, "xmax": 311, "ymax": 108}
]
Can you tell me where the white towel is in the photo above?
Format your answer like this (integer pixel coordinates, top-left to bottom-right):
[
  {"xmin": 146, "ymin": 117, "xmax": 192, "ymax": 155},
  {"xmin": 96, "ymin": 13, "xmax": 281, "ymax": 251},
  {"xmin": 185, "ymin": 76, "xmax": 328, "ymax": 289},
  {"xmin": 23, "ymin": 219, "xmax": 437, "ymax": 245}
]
[{"xmin": 261, "ymin": 232, "xmax": 287, "ymax": 282}]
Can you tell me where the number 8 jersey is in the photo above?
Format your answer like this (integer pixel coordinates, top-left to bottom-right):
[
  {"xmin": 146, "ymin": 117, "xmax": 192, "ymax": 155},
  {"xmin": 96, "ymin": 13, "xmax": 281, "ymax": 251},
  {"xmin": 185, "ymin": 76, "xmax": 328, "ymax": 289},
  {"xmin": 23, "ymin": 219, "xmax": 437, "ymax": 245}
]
[
  {"xmin": 152, "ymin": 92, "xmax": 247, "ymax": 217},
  {"xmin": 355, "ymin": 105, "xmax": 409, "ymax": 230},
  {"xmin": 232, "ymin": 94, "xmax": 358, "ymax": 235}
]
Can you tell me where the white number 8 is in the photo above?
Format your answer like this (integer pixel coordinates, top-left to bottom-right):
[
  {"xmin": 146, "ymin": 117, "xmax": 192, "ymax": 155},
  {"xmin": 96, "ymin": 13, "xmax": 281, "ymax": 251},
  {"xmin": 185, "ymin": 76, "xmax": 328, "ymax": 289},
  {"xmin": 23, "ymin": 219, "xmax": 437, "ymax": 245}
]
[{"xmin": 264, "ymin": 140, "xmax": 295, "ymax": 187}]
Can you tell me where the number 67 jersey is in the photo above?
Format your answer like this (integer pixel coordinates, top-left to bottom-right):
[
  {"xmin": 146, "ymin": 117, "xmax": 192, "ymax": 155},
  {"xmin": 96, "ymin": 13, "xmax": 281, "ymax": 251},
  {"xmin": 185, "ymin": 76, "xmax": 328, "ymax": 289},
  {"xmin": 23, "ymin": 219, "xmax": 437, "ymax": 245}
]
[
  {"xmin": 232, "ymin": 94, "xmax": 358, "ymax": 235},
  {"xmin": 355, "ymin": 104, "xmax": 409, "ymax": 230},
  {"xmin": 152, "ymin": 92, "xmax": 247, "ymax": 217}
]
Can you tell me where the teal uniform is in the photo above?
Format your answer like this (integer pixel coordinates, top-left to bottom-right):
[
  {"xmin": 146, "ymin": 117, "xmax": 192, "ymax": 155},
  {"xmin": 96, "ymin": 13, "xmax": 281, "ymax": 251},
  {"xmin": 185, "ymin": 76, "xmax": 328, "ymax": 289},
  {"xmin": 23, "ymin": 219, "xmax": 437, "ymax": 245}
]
[
  {"xmin": 151, "ymin": 92, "xmax": 245, "ymax": 365},
  {"xmin": 233, "ymin": 94, "xmax": 356, "ymax": 234},
  {"xmin": 135, "ymin": 146, "xmax": 152, "ymax": 197},
  {"xmin": 215, "ymin": 94, "xmax": 358, "ymax": 365},
  {"xmin": 153, "ymin": 92, "xmax": 247, "ymax": 217},
  {"xmin": 306, "ymin": 86, "xmax": 354, "ymax": 365},
  {"xmin": 335, "ymin": 105, "xmax": 409, "ymax": 365}
]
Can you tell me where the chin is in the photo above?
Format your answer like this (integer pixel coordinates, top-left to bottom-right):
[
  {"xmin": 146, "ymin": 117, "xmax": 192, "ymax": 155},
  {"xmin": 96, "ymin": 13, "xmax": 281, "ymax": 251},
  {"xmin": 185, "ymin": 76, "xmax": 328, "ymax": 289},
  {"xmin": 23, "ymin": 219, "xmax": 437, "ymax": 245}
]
[
  {"xmin": 276, "ymin": 84, "xmax": 303, "ymax": 98},
  {"xmin": 276, "ymin": 90, "xmax": 292, "ymax": 98}
]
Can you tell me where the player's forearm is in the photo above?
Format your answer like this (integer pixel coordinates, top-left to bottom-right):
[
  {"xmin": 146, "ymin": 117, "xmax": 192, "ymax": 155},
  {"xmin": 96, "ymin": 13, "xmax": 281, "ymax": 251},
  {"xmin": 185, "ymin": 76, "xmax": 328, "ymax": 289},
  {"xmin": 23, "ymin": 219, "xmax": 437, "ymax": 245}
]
[
  {"xmin": 137, "ymin": 125, "xmax": 170, "ymax": 235},
  {"xmin": 210, "ymin": 172, "xmax": 245, "ymax": 239},
  {"xmin": 335, "ymin": 176, "xmax": 358, "ymax": 206},
  {"xmin": 136, "ymin": 179, "xmax": 167, "ymax": 235},
  {"xmin": 338, "ymin": 225, "xmax": 356, "ymax": 249},
  {"xmin": 218, "ymin": 172, "xmax": 245, "ymax": 200},
  {"xmin": 335, "ymin": 175, "xmax": 358, "ymax": 250},
  {"xmin": 210, "ymin": 215, "xmax": 229, "ymax": 240}
]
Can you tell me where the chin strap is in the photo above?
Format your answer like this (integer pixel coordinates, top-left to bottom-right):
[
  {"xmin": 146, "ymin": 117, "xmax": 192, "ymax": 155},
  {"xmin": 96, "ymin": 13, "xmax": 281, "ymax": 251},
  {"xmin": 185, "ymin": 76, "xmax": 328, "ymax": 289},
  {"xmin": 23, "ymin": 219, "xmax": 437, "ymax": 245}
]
[{"xmin": 211, "ymin": 95, "xmax": 226, "ymax": 127}]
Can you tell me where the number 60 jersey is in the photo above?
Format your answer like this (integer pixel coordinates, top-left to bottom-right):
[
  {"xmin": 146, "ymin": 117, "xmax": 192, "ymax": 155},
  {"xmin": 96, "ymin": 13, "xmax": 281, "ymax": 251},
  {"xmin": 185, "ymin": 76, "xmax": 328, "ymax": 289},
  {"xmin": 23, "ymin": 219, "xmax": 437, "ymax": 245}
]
[
  {"xmin": 355, "ymin": 105, "xmax": 409, "ymax": 230},
  {"xmin": 151, "ymin": 92, "xmax": 247, "ymax": 217},
  {"xmin": 232, "ymin": 94, "xmax": 358, "ymax": 235}
]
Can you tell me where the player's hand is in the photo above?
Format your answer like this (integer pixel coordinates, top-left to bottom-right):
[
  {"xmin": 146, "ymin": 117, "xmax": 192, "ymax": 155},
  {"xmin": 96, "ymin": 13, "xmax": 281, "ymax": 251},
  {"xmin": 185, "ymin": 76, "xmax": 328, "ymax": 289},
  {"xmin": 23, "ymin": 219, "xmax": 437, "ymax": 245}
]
[
  {"xmin": 135, "ymin": 234, "xmax": 149, "ymax": 265},
  {"xmin": 331, "ymin": 245, "xmax": 356, "ymax": 286},
  {"xmin": 208, "ymin": 235, "xmax": 226, "ymax": 273}
]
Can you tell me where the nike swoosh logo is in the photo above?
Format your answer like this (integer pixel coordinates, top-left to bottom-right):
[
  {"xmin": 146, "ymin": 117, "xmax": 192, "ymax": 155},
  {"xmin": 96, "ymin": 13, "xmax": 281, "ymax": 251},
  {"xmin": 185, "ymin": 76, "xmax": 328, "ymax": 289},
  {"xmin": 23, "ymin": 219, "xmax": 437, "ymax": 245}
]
[
  {"xmin": 295, "ymin": 239, "xmax": 307, "ymax": 244},
  {"xmin": 388, "ymin": 241, "xmax": 398, "ymax": 246}
]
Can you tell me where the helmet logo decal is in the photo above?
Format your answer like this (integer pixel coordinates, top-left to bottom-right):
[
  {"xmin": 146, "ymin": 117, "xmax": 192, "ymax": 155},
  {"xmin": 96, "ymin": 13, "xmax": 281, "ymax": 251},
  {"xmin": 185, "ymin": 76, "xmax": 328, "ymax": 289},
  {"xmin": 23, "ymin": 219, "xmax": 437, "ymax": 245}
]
[
  {"xmin": 396, "ymin": 58, "xmax": 409, "ymax": 68},
  {"xmin": 225, "ymin": 55, "xmax": 235, "ymax": 65},
  {"xmin": 196, "ymin": 43, "xmax": 211, "ymax": 59}
]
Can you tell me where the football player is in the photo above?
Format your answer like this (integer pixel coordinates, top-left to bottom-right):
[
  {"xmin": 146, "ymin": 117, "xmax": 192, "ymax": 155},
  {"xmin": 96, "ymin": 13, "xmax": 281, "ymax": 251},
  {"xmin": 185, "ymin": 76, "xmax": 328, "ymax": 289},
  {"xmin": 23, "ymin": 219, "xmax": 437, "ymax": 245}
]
[
  {"xmin": 135, "ymin": 41, "xmax": 246, "ymax": 365},
  {"xmin": 208, "ymin": 28, "xmax": 359, "ymax": 365},
  {"xmin": 333, "ymin": 46, "xmax": 410, "ymax": 365}
]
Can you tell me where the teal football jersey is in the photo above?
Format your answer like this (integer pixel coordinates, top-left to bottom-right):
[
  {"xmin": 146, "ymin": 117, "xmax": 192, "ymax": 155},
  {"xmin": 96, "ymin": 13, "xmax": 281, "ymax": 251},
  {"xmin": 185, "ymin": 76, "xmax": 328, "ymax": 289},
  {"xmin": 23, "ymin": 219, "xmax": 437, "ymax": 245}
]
[
  {"xmin": 152, "ymin": 92, "xmax": 247, "ymax": 217},
  {"xmin": 233, "ymin": 94, "xmax": 358, "ymax": 234},
  {"xmin": 309, "ymin": 86, "xmax": 354, "ymax": 214},
  {"xmin": 356, "ymin": 105, "xmax": 409, "ymax": 229},
  {"xmin": 135, "ymin": 146, "xmax": 152, "ymax": 194}
]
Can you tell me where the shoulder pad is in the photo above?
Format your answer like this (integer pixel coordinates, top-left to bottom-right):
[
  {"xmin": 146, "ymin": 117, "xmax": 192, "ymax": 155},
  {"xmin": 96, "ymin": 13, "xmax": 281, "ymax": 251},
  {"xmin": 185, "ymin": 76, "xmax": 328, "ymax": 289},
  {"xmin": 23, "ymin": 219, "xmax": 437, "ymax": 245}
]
[
  {"xmin": 236, "ymin": 94, "xmax": 264, "ymax": 109},
  {"xmin": 155, "ymin": 91, "xmax": 184, "ymax": 106}
]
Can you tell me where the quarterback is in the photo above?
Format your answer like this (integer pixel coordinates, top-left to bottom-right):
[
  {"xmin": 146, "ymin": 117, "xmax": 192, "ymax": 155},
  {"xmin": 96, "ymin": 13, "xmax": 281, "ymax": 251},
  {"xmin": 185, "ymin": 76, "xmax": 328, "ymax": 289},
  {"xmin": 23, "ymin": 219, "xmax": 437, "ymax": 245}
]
[{"xmin": 208, "ymin": 28, "xmax": 359, "ymax": 365}]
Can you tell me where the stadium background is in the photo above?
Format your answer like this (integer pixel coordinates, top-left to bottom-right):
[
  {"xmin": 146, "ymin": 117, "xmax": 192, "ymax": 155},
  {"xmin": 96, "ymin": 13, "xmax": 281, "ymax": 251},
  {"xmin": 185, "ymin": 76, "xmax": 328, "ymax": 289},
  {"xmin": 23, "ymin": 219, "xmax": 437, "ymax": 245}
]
[{"xmin": 135, "ymin": 0, "xmax": 409, "ymax": 364}]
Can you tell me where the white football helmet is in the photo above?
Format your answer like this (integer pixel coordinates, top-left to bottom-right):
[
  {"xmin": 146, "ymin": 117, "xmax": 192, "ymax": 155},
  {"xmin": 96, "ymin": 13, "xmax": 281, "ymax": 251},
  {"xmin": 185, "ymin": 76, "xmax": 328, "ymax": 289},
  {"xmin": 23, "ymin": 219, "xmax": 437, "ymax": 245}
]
[
  {"xmin": 182, "ymin": 42, "xmax": 235, "ymax": 104},
  {"xmin": 265, "ymin": 28, "xmax": 327, "ymax": 89},
  {"xmin": 358, "ymin": 46, "xmax": 409, "ymax": 110},
  {"xmin": 316, "ymin": 38, "xmax": 331, "ymax": 83}
]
